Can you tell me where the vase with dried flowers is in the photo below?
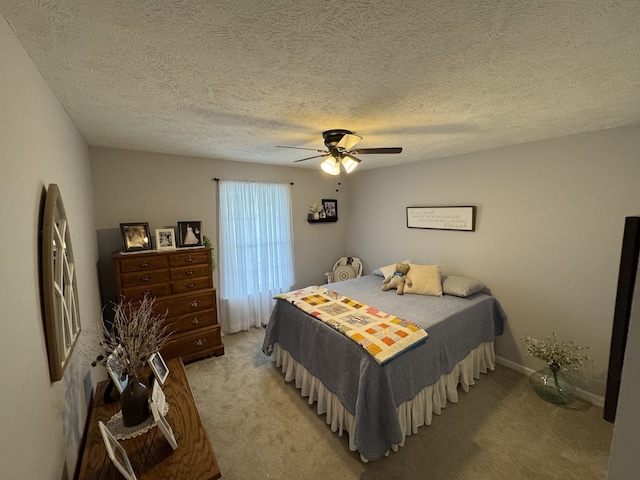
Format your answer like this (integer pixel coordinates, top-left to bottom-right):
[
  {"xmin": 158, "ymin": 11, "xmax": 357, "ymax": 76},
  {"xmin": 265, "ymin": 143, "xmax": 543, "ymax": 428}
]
[
  {"xmin": 308, "ymin": 201, "xmax": 324, "ymax": 220},
  {"xmin": 522, "ymin": 332, "xmax": 591, "ymax": 404},
  {"xmin": 94, "ymin": 295, "xmax": 173, "ymax": 426}
]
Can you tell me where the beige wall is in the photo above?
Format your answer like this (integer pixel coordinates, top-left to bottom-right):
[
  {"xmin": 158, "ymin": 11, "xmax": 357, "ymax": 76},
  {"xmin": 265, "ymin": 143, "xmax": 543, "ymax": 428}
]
[
  {"xmin": 89, "ymin": 147, "xmax": 350, "ymax": 309},
  {"xmin": 0, "ymin": 15, "xmax": 103, "ymax": 480},
  {"xmin": 347, "ymin": 125, "xmax": 640, "ymax": 401}
]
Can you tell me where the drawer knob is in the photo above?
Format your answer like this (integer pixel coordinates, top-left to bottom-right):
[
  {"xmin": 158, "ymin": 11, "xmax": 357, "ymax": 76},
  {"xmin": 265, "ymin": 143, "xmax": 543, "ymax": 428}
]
[
  {"xmin": 189, "ymin": 300, "xmax": 200, "ymax": 308},
  {"xmin": 185, "ymin": 257, "xmax": 194, "ymax": 263},
  {"xmin": 185, "ymin": 269, "xmax": 195, "ymax": 276},
  {"xmin": 186, "ymin": 282, "xmax": 196, "ymax": 289},
  {"xmin": 193, "ymin": 339, "xmax": 206, "ymax": 346},
  {"xmin": 191, "ymin": 318, "xmax": 200, "ymax": 325},
  {"xmin": 139, "ymin": 261, "xmax": 150, "ymax": 268},
  {"xmin": 141, "ymin": 276, "xmax": 151, "ymax": 282}
]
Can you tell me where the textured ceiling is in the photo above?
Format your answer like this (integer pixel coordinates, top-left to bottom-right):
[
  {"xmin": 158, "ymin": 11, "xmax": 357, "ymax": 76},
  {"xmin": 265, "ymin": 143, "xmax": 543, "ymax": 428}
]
[{"xmin": 2, "ymin": 0, "xmax": 640, "ymax": 170}]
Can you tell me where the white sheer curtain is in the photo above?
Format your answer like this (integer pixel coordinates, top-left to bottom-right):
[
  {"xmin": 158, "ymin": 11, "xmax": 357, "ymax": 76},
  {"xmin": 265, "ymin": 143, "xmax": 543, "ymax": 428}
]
[{"xmin": 218, "ymin": 180, "xmax": 295, "ymax": 333}]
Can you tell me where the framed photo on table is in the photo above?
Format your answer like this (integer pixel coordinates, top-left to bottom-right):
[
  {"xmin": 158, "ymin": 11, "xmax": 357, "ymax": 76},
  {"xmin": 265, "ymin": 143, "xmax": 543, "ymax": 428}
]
[
  {"xmin": 98, "ymin": 421, "xmax": 137, "ymax": 480},
  {"xmin": 150, "ymin": 381, "xmax": 178, "ymax": 450},
  {"xmin": 120, "ymin": 222, "xmax": 152, "ymax": 252},
  {"xmin": 106, "ymin": 346, "xmax": 128, "ymax": 394},
  {"xmin": 177, "ymin": 221, "xmax": 203, "ymax": 247},
  {"xmin": 149, "ymin": 351, "xmax": 169, "ymax": 385}
]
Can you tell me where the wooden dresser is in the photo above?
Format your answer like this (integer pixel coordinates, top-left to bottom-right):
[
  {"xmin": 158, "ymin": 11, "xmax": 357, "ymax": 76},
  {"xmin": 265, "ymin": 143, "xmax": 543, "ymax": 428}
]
[{"xmin": 113, "ymin": 248, "xmax": 224, "ymax": 362}]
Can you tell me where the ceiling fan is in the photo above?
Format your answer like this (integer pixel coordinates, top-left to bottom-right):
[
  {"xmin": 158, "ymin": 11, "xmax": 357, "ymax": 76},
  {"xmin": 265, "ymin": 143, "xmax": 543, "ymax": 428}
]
[{"xmin": 277, "ymin": 129, "xmax": 402, "ymax": 175}]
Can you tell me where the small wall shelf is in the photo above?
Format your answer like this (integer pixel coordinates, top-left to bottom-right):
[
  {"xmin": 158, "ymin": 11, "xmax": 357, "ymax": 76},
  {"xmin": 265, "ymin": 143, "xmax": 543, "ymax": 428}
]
[{"xmin": 307, "ymin": 217, "xmax": 338, "ymax": 224}]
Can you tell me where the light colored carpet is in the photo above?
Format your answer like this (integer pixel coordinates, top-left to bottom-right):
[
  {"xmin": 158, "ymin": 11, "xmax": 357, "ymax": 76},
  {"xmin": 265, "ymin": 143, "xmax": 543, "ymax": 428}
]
[{"xmin": 185, "ymin": 328, "xmax": 613, "ymax": 480}]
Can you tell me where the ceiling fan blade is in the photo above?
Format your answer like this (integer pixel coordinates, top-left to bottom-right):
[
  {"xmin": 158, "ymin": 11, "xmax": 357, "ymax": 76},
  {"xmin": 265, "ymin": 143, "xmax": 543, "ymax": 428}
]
[
  {"xmin": 351, "ymin": 147, "xmax": 403, "ymax": 154},
  {"xmin": 336, "ymin": 133, "xmax": 362, "ymax": 151},
  {"xmin": 293, "ymin": 154, "xmax": 329, "ymax": 163},
  {"xmin": 277, "ymin": 145, "xmax": 328, "ymax": 153}
]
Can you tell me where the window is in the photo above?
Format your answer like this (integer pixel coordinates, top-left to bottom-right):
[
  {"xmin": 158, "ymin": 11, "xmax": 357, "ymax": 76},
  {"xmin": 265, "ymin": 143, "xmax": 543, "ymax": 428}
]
[{"xmin": 218, "ymin": 180, "xmax": 294, "ymax": 333}]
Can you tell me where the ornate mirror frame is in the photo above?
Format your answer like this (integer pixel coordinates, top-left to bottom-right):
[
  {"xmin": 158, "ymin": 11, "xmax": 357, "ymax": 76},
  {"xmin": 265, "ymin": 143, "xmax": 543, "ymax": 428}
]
[{"xmin": 42, "ymin": 184, "xmax": 81, "ymax": 382}]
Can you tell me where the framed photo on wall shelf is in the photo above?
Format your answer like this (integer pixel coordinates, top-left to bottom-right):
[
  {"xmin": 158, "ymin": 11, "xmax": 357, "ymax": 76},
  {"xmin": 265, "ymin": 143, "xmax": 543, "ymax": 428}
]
[
  {"xmin": 322, "ymin": 199, "xmax": 338, "ymax": 219},
  {"xmin": 177, "ymin": 221, "xmax": 203, "ymax": 247},
  {"xmin": 155, "ymin": 228, "xmax": 176, "ymax": 251},
  {"xmin": 120, "ymin": 222, "xmax": 152, "ymax": 252}
]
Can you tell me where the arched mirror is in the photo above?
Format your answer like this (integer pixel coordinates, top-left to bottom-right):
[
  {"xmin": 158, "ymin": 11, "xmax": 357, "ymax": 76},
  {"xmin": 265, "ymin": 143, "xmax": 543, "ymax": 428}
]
[{"xmin": 42, "ymin": 184, "xmax": 81, "ymax": 382}]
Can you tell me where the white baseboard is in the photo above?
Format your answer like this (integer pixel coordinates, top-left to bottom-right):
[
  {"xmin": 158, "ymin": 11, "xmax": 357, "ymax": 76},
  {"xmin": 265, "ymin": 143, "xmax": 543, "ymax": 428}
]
[{"xmin": 495, "ymin": 355, "xmax": 604, "ymax": 407}]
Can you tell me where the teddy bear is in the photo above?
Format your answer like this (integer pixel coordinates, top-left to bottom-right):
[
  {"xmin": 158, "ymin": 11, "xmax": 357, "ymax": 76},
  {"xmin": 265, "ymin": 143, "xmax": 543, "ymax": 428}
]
[{"xmin": 381, "ymin": 262, "xmax": 412, "ymax": 295}]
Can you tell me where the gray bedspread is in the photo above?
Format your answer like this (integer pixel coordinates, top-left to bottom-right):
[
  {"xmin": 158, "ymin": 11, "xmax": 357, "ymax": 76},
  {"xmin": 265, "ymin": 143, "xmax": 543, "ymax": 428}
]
[{"xmin": 262, "ymin": 274, "xmax": 506, "ymax": 460}]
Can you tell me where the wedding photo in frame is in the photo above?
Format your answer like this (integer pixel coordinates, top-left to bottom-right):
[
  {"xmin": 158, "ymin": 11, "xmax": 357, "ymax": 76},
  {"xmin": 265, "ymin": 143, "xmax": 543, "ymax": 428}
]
[
  {"xmin": 119, "ymin": 222, "xmax": 152, "ymax": 252},
  {"xmin": 177, "ymin": 221, "xmax": 202, "ymax": 247},
  {"xmin": 155, "ymin": 228, "xmax": 176, "ymax": 251}
]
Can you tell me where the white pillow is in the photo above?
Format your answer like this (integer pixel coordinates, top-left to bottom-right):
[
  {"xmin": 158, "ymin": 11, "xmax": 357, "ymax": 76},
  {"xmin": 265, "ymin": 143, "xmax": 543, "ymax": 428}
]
[
  {"xmin": 377, "ymin": 259, "xmax": 412, "ymax": 279},
  {"xmin": 404, "ymin": 264, "xmax": 443, "ymax": 297},
  {"xmin": 441, "ymin": 274, "xmax": 485, "ymax": 297}
]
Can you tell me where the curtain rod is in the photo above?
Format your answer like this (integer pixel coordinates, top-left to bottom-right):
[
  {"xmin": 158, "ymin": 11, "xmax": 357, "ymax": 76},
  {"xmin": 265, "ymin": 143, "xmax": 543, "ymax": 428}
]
[{"xmin": 212, "ymin": 178, "xmax": 293, "ymax": 185}]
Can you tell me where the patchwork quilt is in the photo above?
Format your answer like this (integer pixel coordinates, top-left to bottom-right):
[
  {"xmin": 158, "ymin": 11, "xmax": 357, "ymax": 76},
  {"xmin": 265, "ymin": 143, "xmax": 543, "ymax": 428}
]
[{"xmin": 275, "ymin": 286, "xmax": 428, "ymax": 365}]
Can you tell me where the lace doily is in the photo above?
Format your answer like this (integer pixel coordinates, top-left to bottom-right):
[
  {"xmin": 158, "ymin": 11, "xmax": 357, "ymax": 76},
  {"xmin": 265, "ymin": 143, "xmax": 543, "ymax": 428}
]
[{"xmin": 106, "ymin": 402, "xmax": 170, "ymax": 440}]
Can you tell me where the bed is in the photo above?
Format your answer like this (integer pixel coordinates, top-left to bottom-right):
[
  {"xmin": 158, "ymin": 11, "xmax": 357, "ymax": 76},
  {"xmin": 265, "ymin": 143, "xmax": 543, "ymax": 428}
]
[{"xmin": 262, "ymin": 271, "xmax": 506, "ymax": 461}]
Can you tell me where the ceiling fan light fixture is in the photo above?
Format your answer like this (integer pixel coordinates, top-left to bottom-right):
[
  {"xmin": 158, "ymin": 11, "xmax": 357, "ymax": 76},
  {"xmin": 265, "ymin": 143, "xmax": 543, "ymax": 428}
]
[
  {"xmin": 321, "ymin": 156, "xmax": 340, "ymax": 175},
  {"xmin": 341, "ymin": 154, "xmax": 360, "ymax": 174}
]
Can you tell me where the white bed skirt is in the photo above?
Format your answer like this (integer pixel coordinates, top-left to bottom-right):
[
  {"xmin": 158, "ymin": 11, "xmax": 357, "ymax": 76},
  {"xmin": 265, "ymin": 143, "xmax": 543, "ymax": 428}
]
[{"xmin": 272, "ymin": 341, "xmax": 496, "ymax": 461}]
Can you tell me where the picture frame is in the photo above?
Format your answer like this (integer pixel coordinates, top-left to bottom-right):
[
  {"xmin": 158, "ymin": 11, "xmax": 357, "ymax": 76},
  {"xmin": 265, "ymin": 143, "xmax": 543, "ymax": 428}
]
[
  {"xmin": 150, "ymin": 382, "xmax": 177, "ymax": 450},
  {"xmin": 406, "ymin": 206, "xmax": 476, "ymax": 231},
  {"xmin": 151, "ymin": 378, "xmax": 167, "ymax": 414},
  {"xmin": 155, "ymin": 228, "xmax": 176, "ymax": 251},
  {"xmin": 322, "ymin": 199, "xmax": 338, "ymax": 219},
  {"xmin": 148, "ymin": 351, "xmax": 169, "ymax": 385},
  {"xmin": 106, "ymin": 346, "xmax": 128, "ymax": 394},
  {"xmin": 177, "ymin": 221, "xmax": 203, "ymax": 247},
  {"xmin": 119, "ymin": 222, "xmax": 152, "ymax": 252},
  {"xmin": 98, "ymin": 421, "xmax": 138, "ymax": 480}
]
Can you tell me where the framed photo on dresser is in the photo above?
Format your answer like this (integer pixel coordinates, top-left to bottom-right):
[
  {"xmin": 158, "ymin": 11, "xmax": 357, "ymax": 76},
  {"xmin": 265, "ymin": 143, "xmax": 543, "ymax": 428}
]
[
  {"xmin": 120, "ymin": 222, "xmax": 152, "ymax": 252},
  {"xmin": 177, "ymin": 221, "xmax": 203, "ymax": 247},
  {"xmin": 155, "ymin": 228, "xmax": 176, "ymax": 251}
]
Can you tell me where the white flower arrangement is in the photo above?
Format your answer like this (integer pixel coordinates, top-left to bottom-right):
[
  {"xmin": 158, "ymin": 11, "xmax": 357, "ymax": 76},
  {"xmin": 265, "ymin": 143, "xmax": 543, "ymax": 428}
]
[
  {"xmin": 308, "ymin": 201, "xmax": 324, "ymax": 214},
  {"xmin": 522, "ymin": 332, "xmax": 591, "ymax": 370}
]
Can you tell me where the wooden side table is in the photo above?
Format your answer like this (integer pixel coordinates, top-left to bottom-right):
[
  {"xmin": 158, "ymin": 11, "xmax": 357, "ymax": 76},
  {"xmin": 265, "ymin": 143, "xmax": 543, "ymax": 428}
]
[{"xmin": 77, "ymin": 358, "xmax": 221, "ymax": 479}]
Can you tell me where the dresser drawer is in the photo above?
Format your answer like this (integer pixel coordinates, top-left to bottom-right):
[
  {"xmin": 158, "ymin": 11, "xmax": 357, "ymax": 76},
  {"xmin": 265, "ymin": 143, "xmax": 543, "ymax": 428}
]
[
  {"xmin": 118, "ymin": 254, "xmax": 170, "ymax": 273},
  {"xmin": 170, "ymin": 264, "xmax": 210, "ymax": 280},
  {"xmin": 169, "ymin": 250, "xmax": 210, "ymax": 267},
  {"xmin": 171, "ymin": 276, "xmax": 213, "ymax": 294},
  {"xmin": 167, "ymin": 309, "xmax": 217, "ymax": 334},
  {"xmin": 156, "ymin": 290, "xmax": 215, "ymax": 317},
  {"xmin": 162, "ymin": 326, "xmax": 223, "ymax": 362},
  {"xmin": 122, "ymin": 283, "xmax": 172, "ymax": 301},
  {"xmin": 121, "ymin": 269, "xmax": 170, "ymax": 288}
]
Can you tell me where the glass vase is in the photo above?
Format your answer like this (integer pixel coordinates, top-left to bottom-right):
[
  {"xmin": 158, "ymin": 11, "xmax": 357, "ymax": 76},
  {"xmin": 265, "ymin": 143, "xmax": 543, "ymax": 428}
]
[
  {"xmin": 120, "ymin": 373, "xmax": 150, "ymax": 427},
  {"xmin": 529, "ymin": 365, "xmax": 576, "ymax": 405}
]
